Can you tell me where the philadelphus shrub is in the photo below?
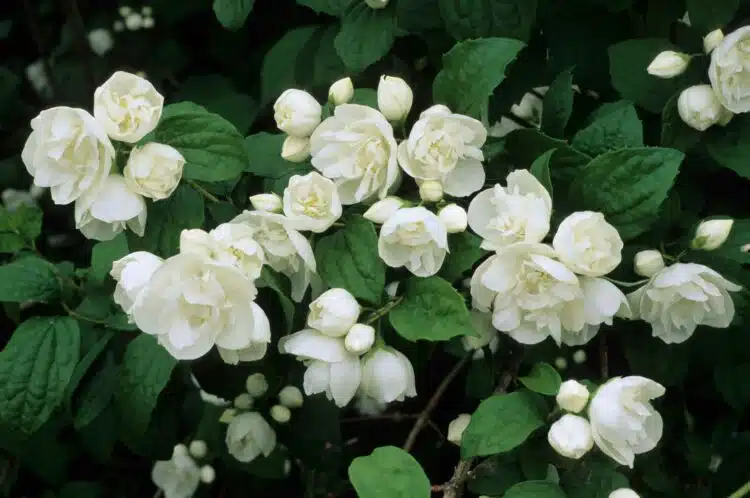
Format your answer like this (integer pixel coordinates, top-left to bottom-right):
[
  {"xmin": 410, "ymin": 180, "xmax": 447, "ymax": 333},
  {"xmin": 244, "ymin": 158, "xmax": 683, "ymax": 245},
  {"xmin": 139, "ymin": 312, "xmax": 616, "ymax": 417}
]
[{"xmin": 5, "ymin": 5, "xmax": 750, "ymax": 496}]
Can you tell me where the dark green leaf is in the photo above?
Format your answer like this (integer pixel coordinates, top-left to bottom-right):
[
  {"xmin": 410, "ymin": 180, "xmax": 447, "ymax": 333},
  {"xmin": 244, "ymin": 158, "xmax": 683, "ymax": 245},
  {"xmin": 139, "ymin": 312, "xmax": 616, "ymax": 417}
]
[
  {"xmin": 0, "ymin": 204, "xmax": 42, "ymax": 253},
  {"xmin": 439, "ymin": 0, "xmax": 538, "ymax": 41},
  {"xmin": 505, "ymin": 129, "xmax": 591, "ymax": 184},
  {"xmin": 90, "ymin": 233, "xmax": 129, "ymax": 282},
  {"xmin": 661, "ymin": 93, "xmax": 702, "ymax": 152},
  {"xmin": 175, "ymin": 74, "xmax": 258, "ymax": 133},
  {"xmin": 244, "ymin": 132, "xmax": 298, "ymax": 178},
  {"xmin": 686, "ymin": 0, "xmax": 739, "ymax": 34},
  {"xmin": 529, "ymin": 149, "xmax": 555, "ymax": 198},
  {"xmin": 259, "ymin": 267, "xmax": 296, "ymax": 333},
  {"xmin": 706, "ymin": 114, "xmax": 750, "ymax": 179},
  {"xmin": 137, "ymin": 184, "xmax": 205, "ymax": 257},
  {"xmin": 541, "ymin": 68, "xmax": 574, "ymax": 138},
  {"xmin": 562, "ymin": 459, "xmax": 629, "ymax": 498},
  {"xmin": 348, "ymin": 446, "xmax": 431, "ymax": 498},
  {"xmin": 504, "ymin": 480, "xmax": 566, "ymax": 498},
  {"xmin": 296, "ymin": 0, "xmax": 352, "ymax": 15},
  {"xmin": 468, "ymin": 459, "xmax": 523, "ymax": 496},
  {"xmin": 335, "ymin": 3, "xmax": 397, "ymax": 72},
  {"xmin": 440, "ymin": 231, "xmax": 488, "ymax": 282},
  {"xmin": 715, "ymin": 363, "xmax": 750, "ymax": 411},
  {"xmin": 572, "ymin": 102, "xmax": 644, "ymax": 156},
  {"xmin": 518, "ymin": 362, "xmax": 561, "ymax": 396},
  {"xmin": 74, "ymin": 357, "xmax": 119, "ymax": 429},
  {"xmin": 0, "ymin": 256, "xmax": 59, "ymax": 302},
  {"xmin": 213, "ymin": 0, "xmax": 255, "ymax": 30}
]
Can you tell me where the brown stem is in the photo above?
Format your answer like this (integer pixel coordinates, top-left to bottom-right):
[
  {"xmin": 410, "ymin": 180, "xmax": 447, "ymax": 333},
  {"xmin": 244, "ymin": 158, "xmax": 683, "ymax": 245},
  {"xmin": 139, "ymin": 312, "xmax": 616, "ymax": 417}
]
[
  {"xmin": 403, "ymin": 354, "xmax": 471, "ymax": 452},
  {"xmin": 22, "ymin": 0, "xmax": 57, "ymax": 97}
]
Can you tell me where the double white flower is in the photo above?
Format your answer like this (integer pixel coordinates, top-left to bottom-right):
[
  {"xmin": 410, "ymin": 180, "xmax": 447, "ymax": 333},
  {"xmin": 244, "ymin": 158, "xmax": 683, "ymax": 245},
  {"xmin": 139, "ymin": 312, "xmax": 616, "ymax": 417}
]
[
  {"xmin": 378, "ymin": 206, "xmax": 449, "ymax": 277},
  {"xmin": 74, "ymin": 174, "xmax": 147, "ymax": 241},
  {"xmin": 111, "ymin": 251, "xmax": 164, "ymax": 319},
  {"xmin": 225, "ymin": 412, "xmax": 277, "ymax": 463},
  {"xmin": 180, "ymin": 223, "xmax": 265, "ymax": 281},
  {"xmin": 282, "ymin": 171, "xmax": 342, "ymax": 233},
  {"xmin": 709, "ymin": 26, "xmax": 750, "ymax": 114},
  {"xmin": 94, "ymin": 70, "xmax": 164, "ymax": 143}
]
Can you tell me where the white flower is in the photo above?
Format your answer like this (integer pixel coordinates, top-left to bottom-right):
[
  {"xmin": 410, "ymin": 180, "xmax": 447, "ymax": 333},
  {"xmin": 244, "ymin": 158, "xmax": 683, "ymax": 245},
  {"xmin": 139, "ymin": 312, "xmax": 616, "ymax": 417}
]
[
  {"xmin": 231, "ymin": 210, "xmax": 317, "ymax": 301},
  {"xmin": 279, "ymin": 329, "xmax": 361, "ymax": 407},
  {"xmin": 360, "ymin": 348, "xmax": 417, "ymax": 404},
  {"xmin": 124, "ymin": 142, "xmax": 184, "ymax": 200},
  {"xmin": 310, "ymin": 104, "xmax": 399, "ymax": 204},
  {"xmin": 307, "ymin": 288, "xmax": 361, "ymax": 337},
  {"xmin": 647, "ymin": 50, "xmax": 691, "ymax": 78},
  {"xmin": 438, "ymin": 204, "xmax": 468, "ymax": 233},
  {"xmin": 365, "ymin": 0, "xmax": 389, "ymax": 9},
  {"xmin": 447, "ymin": 414, "xmax": 472, "ymax": 446},
  {"xmin": 397, "ymin": 105, "xmax": 487, "ymax": 198},
  {"xmin": 511, "ymin": 92, "xmax": 543, "ymax": 124},
  {"xmin": 180, "ymin": 223, "xmax": 265, "ymax": 281},
  {"xmin": 634, "ymin": 250, "xmax": 665, "ymax": 278},
  {"xmin": 225, "ymin": 412, "xmax": 276, "ymax": 463},
  {"xmin": 190, "ymin": 373, "xmax": 231, "ymax": 407},
  {"xmin": 553, "ymin": 211, "xmax": 623, "ymax": 277},
  {"xmin": 627, "ymin": 263, "xmax": 741, "ymax": 344},
  {"xmin": 111, "ymin": 251, "xmax": 164, "ymax": 318},
  {"xmin": 355, "ymin": 393, "xmax": 388, "ymax": 416},
  {"xmin": 152, "ymin": 447, "xmax": 201, "ymax": 498},
  {"xmin": 418, "ymin": 179, "xmax": 444, "ymax": 202},
  {"xmin": 131, "ymin": 253, "xmax": 270, "ymax": 362},
  {"xmin": 471, "ymin": 243, "xmax": 585, "ymax": 345},
  {"xmin": 692, "ymin": 218, "xmax": 734, "ymax": 250},
  {"xmin": 609, "ymin": 489, "xmax": 640, "ymax": 498},
  {"xmin": 74, "ymin": 174, "xmax": 146, "ymax": 241},
  {"xmin": 488, "ymin": 117, "xmax": 523, "ymax": 138},
  {"xmin": 468, "ymin": 170, "xmax": 552, "ymax": 251},
  {"xmin": 556, "ymin": 380, "xmax": 590, "ymax": 413},
  {"xmin": 344, "ymin": 323, "xmax": 376, "ymax": 355},
  {"xmin": 588, "ymin": 376, "xmax": 665, "ymax": 467},
  {"xmin": 547, "ymin": 414, "xmax": 594, "ymax": 460},
  {"xmin": 88, "ymin": 28, "xmax": 114, "ymax": 56},
  {"xmin": 273, "ymin": 89, "xmax": 322, "ymax": 137},
  {"xmin": 709, "ymin": 26, "xmax": 750, "ymax": 113},
  {"xmin": 22, "ymin": 106, "xmax": 114, "ymax": 205},
  {"xmin": 560, "ymin": 277, "xmax": 631, "ymax": 346},
  {"xmin": 678, "ymin": 84, "xmax": 723, "ymax": 131},
  {"xmin": 462, "ymin": 310, "xmax": 499, "ymax": 360},
  {"xmin": 281, "ymin": 135, "xmax": 311, "ymax": 162},
  {"xmin": 234, "ymin": 393, "xmax": 253, "ymax": 410},
  {"xmin": 363, "ymin": 196, "xmax": 405, "ymax": 224},
  {"xmin": 378, "ymin": 206, "xmax": 449, "ymax": 277},
  {"xmin": 278, "ymin": 385, "xmax": 304, "ymax": 408},
  {"xmin": 249, "ymin": 193, "xmax": 283, "ymax": 213},
  {"xmin": 94, "ymin": 71, "xmax": 164, "ymax": 143},
  {"xmin": 329, "ymin": 77, "xmax": 354, "ymax": 106},
  {"xmin": 704, "ymin": 29, "xmax": 725, "ymax": 53},
  {"xmin": 377, "ymin": 75, "xmax": 413, "ymax": 121},
  {"xmin": 245, "ymin": 373, "xmax": 269, "ymax": 397},
  {"xmin": 282, "ymin": 171, "xmax": 342, "ymax": 232}
]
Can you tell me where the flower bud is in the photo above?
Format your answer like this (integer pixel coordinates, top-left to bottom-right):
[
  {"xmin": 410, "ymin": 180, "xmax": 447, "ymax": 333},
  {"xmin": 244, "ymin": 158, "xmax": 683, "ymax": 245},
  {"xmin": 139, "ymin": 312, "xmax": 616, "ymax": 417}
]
[
  {"xmin": 173, "ymin": 443, "xmax": 189, "ymax": 458},
  {"xmin": 329, "ymin": 77, "xmax": 354, "ymax": 106},
  {"xmin": 234, "ymin": 393, "xmax": 253, "ymax": 410},
  {"xmin": 270, "ymin": 404, "xmax": 291, "ymax": 424},
  {"xmin": 419, "ymin": 180, "xmax": 443, "ymax": 202},
  {"xmin": 189, "ymin": 440, "xmax": 208, "ymax": 459},
  {"xmin": 119, "ymin": 6, "xmax": 132, "ymax": 17},
  {"xmin": 633, "ymin": 249, "xmax": 665, "ymax": 278},
  {"xmin": 365, "ymin": 0, "xmax": 389, "ymax": 9},
  {"xmin": 142, "ymin": 16, "xmax": 154, "ymax": 29},
  {"xmin": 363, "ymin": 196, "xmax": 405, "ymax": 224},
  {"xmin": 609, "ymin": 489, "xmax": 640, "ymax": 498},
  {"xmin": 274, "ymin": 89, "xmax": 322, "ymax": 137},
  {"xmin": 281, "ymin": 135, "xmax": 311, "ymax": 163},
  {"xmin": 142, "ymin": 6, "xmax": 153, "ymax": 16},
  {"xmin": 377, "ymin": 75, "xmax": 413, "ymax": 122},
  {"xmin": 438, "ymin": 204, "xmax": 468, "ymax": 233},
  {"xmin": 385, "ymin": 281, "xmax": 399, "ymax": 298},
  {"xmin": 246, "ymin": 373, "xmax": 269, "ymax": 397},
  {"xmin": 692, "ymin": 219, "xmax": 734, "ymax": 250},
  {"xmin": 647, "ymin": 51, "xmax": 691, "ymax": 79},
  {"xmin": 447, "ymin": 413, "xmax": 472, "ymax": 446},
  {"xmin": 572, "ymin": 349, "xmax": 587, "ymax": 364},
  {"xmin": 718, "ymin": 107, "xmax": 734, "ymax": 127},
  {"xmin": 278, "ymin": 385, "xmax": 304, "ymax": 409},
  {"xmin": 547, "ymin": 414, "xmax": 594, "ymax": 460},
  {"xmin": 678, "ymin": 85, "xmax": 723, "ymax": 131},
  {"xmin": 704, "ymin": 29, "xmax": 725, "ymax": 53},
  {"xmin": 308, "ymin": 288, "xmax": 361, "ymax": 337},
  {"xmin": 556, "ymin": 380, "xmax": 590, "ymax": 413},
  {"xmin": 249, "ymin": 193, "xmax": 283, "ymax": 213},
  {"xmin": 125, "ymin": 12, "xmax": 143, "ymax": 30},
  {"xmin": 88, "ymin": 28, "xmax": 114, "ymax": 56},
  {"xmin": 200, "ymin": 465, "xmax": 215, "ymax": 484},
  {"xmin": 344, "ymin": 323, "xmax": 376, "ymax": 355},
  {"xmin": 554, "ymin": 357, "xmax": 568, "ymax": 370}
]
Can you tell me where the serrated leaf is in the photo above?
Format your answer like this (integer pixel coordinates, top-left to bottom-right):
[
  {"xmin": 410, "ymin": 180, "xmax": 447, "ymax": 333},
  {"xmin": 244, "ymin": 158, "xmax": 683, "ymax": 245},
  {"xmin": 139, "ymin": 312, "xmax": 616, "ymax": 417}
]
[
  {"xmin": 439, "ymin": 0, "xmax": 538, "ymax": 41},
  {"xmin": 90, "ymin": 233, "xmax": 129, "ymax": 282},
  {"xmin": 573, "ymin": 102, "xmax": 644, "ymax": 156},
  {"xmin": 115, "ymin": 335, "xmax": 177, "ymax": 437},
  {"xmin": 433, "ymin": 37, "xmax": 526, "ymax": 117},
  {"xmin": 213, "ymin": 0, "xmax": 255, "ymax": 30},
  {"xmin": 389, "ymin": 276, "xmax": 475, "ymax": 341},
  {"xmin": 74, "ymin": 356, "xmax": 119, "ymax": 430},
  {"xmin": 243, "ymin": 132, "xmax": 298, "ymax": 178},
  {"xmin": 0, "ymin": 204, "xmax": 42, "ymax": 253},
  {"xmin": 0, "ymin": 256, "xmax": 59, "ymax": 302},
  {"xmin": 135, "ymin": 184, "xmax": 205, "ymax": 257},
  {"xmin": 541, "ymin": 68, "xmax": 574, "ymax": 138},
  {"xmin": 519, "ymin": 362, "xmax": 561, "ymax": 395},
  {"xmin": 348, "ymin": 446, "xmax": 430, "ymax": 498},
  {"xmin": 335, "ymin": 2, "xmax": 397, "ymax": 72},
  {"xmin": 440, "ymin": 231, "xmax": 488, "ymax": 282},
  {"xmin": 505, "ymin": 480, "xmax": 566, "ymax": 498},
  {"xmin": 152, "ymin": 102, "xmax": 249, "ymax": 182},
  {"xmin": 314, "ymin": 216, "xmax": 385, "ymax": 304},
  {"xmin": 569, "ymin": 147, "xmax": 684, "ymax": 240},
  {"xmin": 0, "ymin": 317, "xmax": 80, "ymax": 433}
]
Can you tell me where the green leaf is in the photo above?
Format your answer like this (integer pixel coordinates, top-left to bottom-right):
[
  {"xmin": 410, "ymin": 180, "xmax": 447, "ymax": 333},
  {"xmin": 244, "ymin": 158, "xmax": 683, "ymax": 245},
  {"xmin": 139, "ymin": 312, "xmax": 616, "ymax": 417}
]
[
  {"xmin": 152, "ymin": 102, "xmax": 249, "ymax": 182},
  {"xmin": 314, "ymin": 216, "xmax": 385, "ymax": 304},
  {"xmin": 296, "ymin": 0, "xmax": 352, "ymax": 15},
  {"xmin": 0, "ymin": 204, "xmax": 42, "ymax": 253},
  {"xmin": 243, "ymin": 132, "xmax": 298, "ymax": 178},
  {"xmin": 175, "ymin": 75, "xmax": 258, "ymax": 133},
  {"xmin": 90, "ymin": 233, "xmax": 129, "ymax": 282},
  {"xmin": 706, "ymin": 114, "xmax": 750, "ymax": 179},
  {"xmin": 715, "ymin": 363, "xmax": 750, "ymax": 411},
  {"xmin": 440, "ymin": 231, "xmax": 488, "ymax": 282},
  {"xmin": 396, "ymin": 0, "xmax": 443, "ymax": 32},
  {"xmin": 0, "ymin": 317, "xmax": 80, "ymax": 433},
  {"xmin": 335, "ymin": 2, "xmax": 397, "ymax": 72},
  {"xmin": 348, "ymin": 446, "xmax": 431, "ymax": 498},
  {"xmin": 74, "ymin": 356, "xmax": 119, "ymax": 430},
  {"xmin": 390, "ymin": 276, "xmax": 475, "ymax": 341},
  {"xmin": 468, "ymin": 459, "xmax": 523, "ymax": 496},
  {"xmin": 259, "ymin": 267, "xmax": 296, "ymax": 333},
  {"xmin": 686, "ymin": 0, "xmax": 739, "ymax": 34},
  {"xmin": 0, "ymin": 256, "xmax": 59, "ymax": 302},
  {"xmin": 505, "ymin": 129, "xmax": 591, "ymax": 185},
  {"xmin": 572, "ymin": 102, "xmax": 644, "ymax": 156},
  {"xmin": 569, "ymin": 147, "xmax": 684, "ymax": 240},
  {"xmin": 608, "ymin": 38, "xmax": 688, "ymax": 113},
  {"xmin": 529, "ymin": 149, "xmax": 555, "ymax": 198},
  {"xmin": 439, "ymin": 0, "xmax": 538, "ymax": 41},
  {"xmin": 136, "ymin": 184, "xmax": 205, "ymax": 257},
  {"xmin": 213, "ymin": 0, "xmax": 255, "ymax": 30},
  {"xmin": 115, "ymin": 334, "xmax": 177, "ymax": 437},
  {"xmin": 562, "ymin": 460, "xmax": 629, "ymax": 498},
  {"xmin": 541, "ymin": 68, "xmax": 574, "ymax": 138},
  {"xmin": 518, "ymin": 362, "xmax": 561, "ymax": 396},
  {"xmin": 433, "ymin": 37, "xmax": 526, "ymax": 117},
  {"xmin": 264, "ymin": 163, "xmax": 315, "ymax": 195},
  {"xmin": 462, "ymin": 392, "xmax": 545, "ymax": 458},
  {"xmin": 661, "ymin": 93, "xmax": 701, "ymax": 152},
  {"xmin": 505, "ymin": 480, "xmax": 566, "ymax": 498}
]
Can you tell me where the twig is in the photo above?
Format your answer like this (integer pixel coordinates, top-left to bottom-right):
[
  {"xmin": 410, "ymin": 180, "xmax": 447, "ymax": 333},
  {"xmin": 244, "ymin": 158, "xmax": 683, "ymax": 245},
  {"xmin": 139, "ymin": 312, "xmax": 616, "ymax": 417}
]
[
  {"xmin": 363, "ymin": 296, "xmax": 403, "ymax": 325},
  {"xmin": 403, "ymin": 354, "xmax": 471, "ymax": 452},
  {"xmin": 189, "ymin": 181, "xmax": 222, "ymax": 203},
  {"xmin": 22, "ymin": 0, "xmax": 57, "ymax": 97},
  {"xmin": 66, "ymin": 0, "xmax": 96, "ymax": 89},
  {"xmin": 343, "ymin": 412, "xmax": 445, "ymax": 441},
  {"xmin": 599, "ymin": 334, "xmax": 609, "ymax": 379}
]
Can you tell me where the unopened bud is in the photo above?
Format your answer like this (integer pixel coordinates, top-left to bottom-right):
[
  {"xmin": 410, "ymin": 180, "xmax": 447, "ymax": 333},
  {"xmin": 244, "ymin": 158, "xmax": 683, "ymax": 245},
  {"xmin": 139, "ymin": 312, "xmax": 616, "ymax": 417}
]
[
  {"xmin": 692, "ymin": 219, "xmax": 733, "ymax": 250},
  {"xmin": 447, "ymin": 413, "xmax": 472, "ymax": 446},
  {"xmin": 281, "ymin": 135, "xmax": 311, "ymax": 163},
  {"xmin": 678, "ymin": 85, "xmax": 723, "ymax": 131},
  {"xmin": 172, "ymin": 443, "xmax": 188, "ymax": 458},
  {"xmin": 249, "ymin": 193, "xmax": 282, "ymax": 213},
  {"xmin": 363, "ymin": 196, "xmax": 404, "ymax": 224},
  {"xmin": 556, "ymin": 380, "xmax": 590, "ymax": 413},
  {"xmin": 634, "ymin": 250, "xmax": 665, "ymax": 278},
  {"xmin": 270, "ymin": 404, "xmax": 291, "ymax": 423},
  {"xmin": 419, "ymin": 180, "xmax": 443, "ymax": 202},
  {"xmin": 377, "ymin": 75, "xmax": 413, "ymax": 122},
  {"xmin": 189, "ymin": 440, "xmax": 208, "ymax": 459},
  {"xmin": 385, "ymin": 281, "xmax": 399, "ymax": 298},
  {"xmin": 200, "ymin": 465, "xmax": 216, "ymax": 484},
  {"xmin": 704, "ymin": 29, "xmax": 725, "ymax": 53},
  {"xmin": 278, "ymin": 385, "xmax": 304, "ymax": 408},
  {"xmin": 344, "ymin": 323, "xmax": 376, "ymax": 355},
  {"xmin": 328, "ymin": 77, "xmax": 354, "ymax": 106},
  {"xmin": 246, "ymin": 373, "xmax": 269, "ymax": 397},
  {"xmin": 609, "ymin": 489, "xmax": 640, "ymax": 498},
  {"xmin": 554, "ymin": 357, "xmax": 568, "ymax": 371},
  {"xmin": 647, "ymin": 50, "xmax": 691, "ymax": 79},
  {"xmin": 547, "ymin": 414, "xmax": 594, "ymax": 460},
  {"xmin": 438, "ymin": 204, "xmax": 468, "ymax": 233},
  {"xmin": 234, "ymin": 393, "xmax": 253, "ymax": 410},
  {"xmin": 572, "ymin": 349, "xmax": 587, "ymax": 365}
]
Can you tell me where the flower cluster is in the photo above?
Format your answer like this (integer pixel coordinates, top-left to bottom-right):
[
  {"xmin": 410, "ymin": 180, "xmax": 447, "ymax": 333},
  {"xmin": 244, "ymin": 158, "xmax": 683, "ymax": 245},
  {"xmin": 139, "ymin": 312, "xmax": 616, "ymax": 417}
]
[{"xmin": 151, "ymin": 441, "xmax": 214, "ymax": 498}]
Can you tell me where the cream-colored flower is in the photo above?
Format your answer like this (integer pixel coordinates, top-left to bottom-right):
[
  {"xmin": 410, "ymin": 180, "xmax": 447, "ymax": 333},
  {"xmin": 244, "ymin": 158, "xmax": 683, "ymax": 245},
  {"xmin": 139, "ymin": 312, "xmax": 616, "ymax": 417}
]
[
  {"xmin": 378, "ymin": 206, "xmax": 449, "ymax": 277},
  {"xmin": 124, "ymin": 142, "xmax": 184, "ymax": 200},
  {"xmin": 74, "ymin": 174, "xmax": 146, "ymax": 241},
  {"xmin": 282, "ymin": 171, "xmax": 342, "ymax": 232},
  {"xmin": 329, "ymin": 77, "xmax": 354, "ymax": 106},
  {"xmin": 180, "ymin": 223, "xmax": 265, "ymax": 281},
  {"xmin": 556, "ymin": 380, "xmax": 590, "ymax": 413},
  {"xmin": 225, "ymin": 412, "xmax": 276, "ymax": 463},
  {"xmin": 677, "ymin": 85, "xmax": 724, "ymax": 131},
  {"xmin": 559, "ymin": 276, "xmax": 630, "ymax": 346},
  {"xmin": 691, "ymin": 218, "xmax": 734, "ymax": 250},
  {"xmin": 377, "ymin": 76, "xmax": 413, "ymax": 121},
  {"xmin": 151, "ymin": 445, "xmax": 201, "ymax": 498},
  {"xmin": 360, "ymin": 348, "xmax": 417, "ymax": 404},
  {"xmin": 553, "ymin": 211, "xmax": 623, "ymax": 277},
  {"xmin": 307, "ymin": 288, "xmax": 361, "ymax": 337},
  {"xmin": 647, "ymin": 50, "xmax": 691, "ymax": 79},
  {"xmin": 94, "ymin": 71, "xmax": 164, "ymax": 142},
  {"xmin": 709, "ymin": 26, "xmax": 750, "ymax": 113},
  {"xmin": 273, "ymin": 89, "xmax": 322, "ymax": 137},
  {"xmin": 548, "ymin": 414, "xmax": 594, "ymax": 460},
  {"xmin": 111, "ymin": 251, "xmax": 164, "ymax": 318}
]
